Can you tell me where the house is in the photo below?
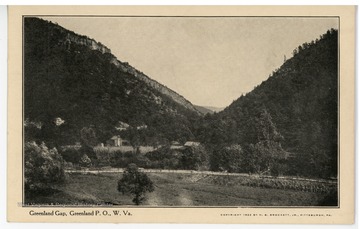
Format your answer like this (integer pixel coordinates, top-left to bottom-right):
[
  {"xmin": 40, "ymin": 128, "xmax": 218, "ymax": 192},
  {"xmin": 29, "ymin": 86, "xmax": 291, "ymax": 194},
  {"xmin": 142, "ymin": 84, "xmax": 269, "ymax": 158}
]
[
  {"xmin": 284, "ymin": 151, "xmax": 296, "ymax": 160},
  {"xmin": 184, "ymin": 141, "xmax": 201, "ymax": 147},
  {"xmin": 115, "ymin": 121, "xmax": 130, "ymax": 131},
  {"xmin": 136, "ymin": 124, "xmax": 148, "ymax": 130},
  {"xmin": 171, "ymin": 141, "xmax": 181, "ymax": 146},
  {"xmin": 106, "ymin": 135, "xmax": 130, "ymax": 147},
  {"xmin": 170, "ymin": 141, "xmax": 184, "ymax": 150},
  {"xmin": 168, "ymin": 141, "xmax": 201, "ymax": 150}
]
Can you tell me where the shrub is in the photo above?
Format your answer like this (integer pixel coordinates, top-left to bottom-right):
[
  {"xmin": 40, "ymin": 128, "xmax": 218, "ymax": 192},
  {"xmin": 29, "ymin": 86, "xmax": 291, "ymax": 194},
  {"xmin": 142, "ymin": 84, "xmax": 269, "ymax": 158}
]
[
  {"xmin": 94, "ymin": 146, "xmax": 112, "ymax": 166},
  {"xmin": 79, "ymin": 154, "xmax": 92, "ymax": 167},
  {"xmin": 24, "ymin": 141, "xmax": 65, "ymax": 192},
  {"xmin": 60, "ymin": 147, "xmax": 82, "ymax": 164},
  {"xmin": 210, "ymin": 144, "xmax": 243, "ymax": 173}
]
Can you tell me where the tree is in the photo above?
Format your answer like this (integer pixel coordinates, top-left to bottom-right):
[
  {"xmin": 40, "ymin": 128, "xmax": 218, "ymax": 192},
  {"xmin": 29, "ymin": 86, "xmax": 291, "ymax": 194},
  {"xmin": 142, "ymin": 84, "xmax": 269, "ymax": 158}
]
[
  {"xmin": 117, "ymin": 163, "xmax": 154, "ymax": 205},
  {"xmin": 60, "ymin": 147, "xmax": 82, "ymax": 165},
  {"xmin": 180, "ymin": 145, "xmax": 209, "ymax": 170},
  {"xmin": 79, "ymin": 154, "xmax": 92, "ymax": 167},
  {"xmin": 80, "ymin": 127, "xmax": 98, "ymax": 162},
  {"xmin": 248, "ymin": 109, "xmax": 287, "ymax": 175},
  {"xmin": 80, "ymin": 127, "xmax": 97, "ymax": 147},
  {"xmin": 210, "ymin": 144, "xmax": 243, "ymax": 173},
  {"xmin": 24, "ymin": 141, "xmax": 65, "ymax": 193}
]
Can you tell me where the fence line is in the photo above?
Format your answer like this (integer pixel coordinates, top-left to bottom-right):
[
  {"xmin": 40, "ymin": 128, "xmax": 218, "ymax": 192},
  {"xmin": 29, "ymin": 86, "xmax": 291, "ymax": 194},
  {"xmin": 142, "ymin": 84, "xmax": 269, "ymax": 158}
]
[{"xmin": 65, "ymin": 168, "xmax": 337, "ymax": 184}]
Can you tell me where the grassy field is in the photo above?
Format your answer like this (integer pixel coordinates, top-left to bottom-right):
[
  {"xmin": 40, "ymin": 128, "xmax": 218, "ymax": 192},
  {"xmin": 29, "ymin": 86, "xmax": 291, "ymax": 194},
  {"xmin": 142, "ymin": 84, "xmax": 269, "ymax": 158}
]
[{"xmin": 25, "ymin": 172, "xmax": 337, "ymax": 207}]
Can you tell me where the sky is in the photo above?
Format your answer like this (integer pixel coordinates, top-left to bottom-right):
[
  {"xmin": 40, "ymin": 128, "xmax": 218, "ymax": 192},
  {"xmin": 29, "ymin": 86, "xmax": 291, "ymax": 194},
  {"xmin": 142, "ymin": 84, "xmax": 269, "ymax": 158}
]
[{"xmin": 42, "ymin": 16, "xmax": 338, "ymax": 107}]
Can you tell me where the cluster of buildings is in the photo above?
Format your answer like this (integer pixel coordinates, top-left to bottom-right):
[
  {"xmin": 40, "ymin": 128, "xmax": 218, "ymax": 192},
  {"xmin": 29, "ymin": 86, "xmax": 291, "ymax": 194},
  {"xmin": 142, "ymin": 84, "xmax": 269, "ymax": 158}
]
[{"xmin": 99, "ymin": 135, "xmax": 201, "ymax": 153}]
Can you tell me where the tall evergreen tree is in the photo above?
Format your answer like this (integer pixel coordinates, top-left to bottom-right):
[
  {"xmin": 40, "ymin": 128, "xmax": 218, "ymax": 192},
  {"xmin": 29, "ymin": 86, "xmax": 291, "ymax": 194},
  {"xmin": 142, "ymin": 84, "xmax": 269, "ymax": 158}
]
[{"xmin": 248, "ymin": 109, "xmax": 287, "ymax": 175}]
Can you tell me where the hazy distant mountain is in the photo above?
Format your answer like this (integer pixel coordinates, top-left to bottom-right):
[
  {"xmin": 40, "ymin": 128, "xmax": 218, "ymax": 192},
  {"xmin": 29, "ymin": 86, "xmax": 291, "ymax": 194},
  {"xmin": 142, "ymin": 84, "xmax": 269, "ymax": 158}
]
[
  {"xmin": 203, "ymin": 106, "xmax": 225, "ymax": 113},
  {"xmin": 194, "ymin": 105, "xmax": 225, "ymax": 115},
  {"xmin": 24, "ymin": 17, "xmax": 200, "ymax": 147}
]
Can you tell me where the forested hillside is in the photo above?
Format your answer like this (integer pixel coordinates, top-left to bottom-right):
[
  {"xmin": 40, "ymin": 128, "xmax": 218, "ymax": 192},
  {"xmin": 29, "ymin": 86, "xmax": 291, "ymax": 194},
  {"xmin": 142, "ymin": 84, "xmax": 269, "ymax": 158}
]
[
  {"xmin": 195, "ymin": 29, "xmax": 338, "ymax": 178},
  {"xmin": 24, "ymin": 17, "xmax": 200, "ymax": 148},
  {"xmin": 24, "ymin": 17, "xmax": 338, "ymax": 179}
]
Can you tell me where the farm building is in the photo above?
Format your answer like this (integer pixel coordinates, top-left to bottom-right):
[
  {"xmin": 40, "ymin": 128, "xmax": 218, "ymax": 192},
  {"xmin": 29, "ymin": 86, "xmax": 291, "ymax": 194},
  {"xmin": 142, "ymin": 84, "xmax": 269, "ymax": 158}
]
[
  {"xmin": 106, "ymin": 135, "xmax": 131, "ymax": 147},
  {"xmin": 170, "ymin": 141, "xmax": 184, "ymax": 149},
  {"xmin": 115, "ymin": 121, "xmax": 130, "ymax": 131},
  {"xmin": 184, "ymin": 141, "xmax": 201, "ymax": 147}
]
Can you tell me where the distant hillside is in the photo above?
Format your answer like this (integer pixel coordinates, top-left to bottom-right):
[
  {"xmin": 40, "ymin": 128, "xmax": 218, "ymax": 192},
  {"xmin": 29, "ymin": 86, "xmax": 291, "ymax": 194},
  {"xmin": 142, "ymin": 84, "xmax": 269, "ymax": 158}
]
[
  {"xmin": 194, "ymin": 105, "xmax": 225, "ymax": 115},
  {"xmin": 194, "ymin": 105, "xmax": 214, "ymax": 115},
  {"xmin": 195, "ymin": 29, "xmax": 338, "ymax": 178},
  {"xmin": 24, "ymin": 17, "xmax": 200, "ymax": 148},
  {"xmin": 46, "ymin": 18, "xmax": 200, "ymax": 115},
  {"xmin": 110, "ymin": 59, "xmax": 200, "ymax": 114},
  {"xmin": 203, "ymin": 106, "xmax": 225, "ymax": 113}
]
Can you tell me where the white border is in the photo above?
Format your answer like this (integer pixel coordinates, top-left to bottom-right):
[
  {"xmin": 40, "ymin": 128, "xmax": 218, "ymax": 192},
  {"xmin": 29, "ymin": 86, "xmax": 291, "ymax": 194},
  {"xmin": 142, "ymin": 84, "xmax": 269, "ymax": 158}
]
[
  {"xmin": 0, "ymin": 0, "xmax": 360, "ymax": 5},
  {"xmin": 0, "ymin": 3, "xmax": 8, "ymax": 228},
  {"xmin": 1, "ymin": 2, "xmax": 359, "ymax": 229}
]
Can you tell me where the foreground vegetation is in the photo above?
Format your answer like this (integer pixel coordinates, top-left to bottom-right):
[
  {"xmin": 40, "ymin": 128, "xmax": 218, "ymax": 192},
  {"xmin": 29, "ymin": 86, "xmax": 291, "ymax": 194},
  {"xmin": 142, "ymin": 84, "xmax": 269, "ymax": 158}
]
[{"xmin": 25, "ymin": 172, "xmax": 337, "ymax": 207}]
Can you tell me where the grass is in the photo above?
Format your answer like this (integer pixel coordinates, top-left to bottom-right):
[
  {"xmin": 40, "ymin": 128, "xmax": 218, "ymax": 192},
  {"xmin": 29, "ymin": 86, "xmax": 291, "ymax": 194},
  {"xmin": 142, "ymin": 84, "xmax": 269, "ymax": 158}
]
[
  {"xmin": 25, "ymin": 173, "xmax": 133, "ymax": 206},
  {"xmin": 25, "ymin": 172, "xmax": 337, "ymax": 207},
  {"xmin": 144, "ymin": 173, "xmax": 334, "ymax": 206}
]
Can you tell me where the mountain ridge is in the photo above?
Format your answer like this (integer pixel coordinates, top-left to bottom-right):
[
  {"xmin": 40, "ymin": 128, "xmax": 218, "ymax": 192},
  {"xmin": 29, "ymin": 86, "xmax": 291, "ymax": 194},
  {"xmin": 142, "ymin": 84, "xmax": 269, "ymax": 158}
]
[
  {"xmin": 195, "ymin": 28, "xmax": 338, "ymax": 178},
  {"xmin": 24, "ymin": 17, "xmax": 200, "ymax": 147},
  {"xmin": 47, "ymin": 18, "xmax": 200, "ymax": 115}
]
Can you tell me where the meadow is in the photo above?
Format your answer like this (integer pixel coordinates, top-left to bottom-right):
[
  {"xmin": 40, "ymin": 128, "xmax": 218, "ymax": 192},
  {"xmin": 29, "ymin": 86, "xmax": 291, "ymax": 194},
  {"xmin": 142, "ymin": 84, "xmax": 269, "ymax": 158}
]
[{"xmin": 25, "ymin": 172, "xmax": 337, "ymax": 207}]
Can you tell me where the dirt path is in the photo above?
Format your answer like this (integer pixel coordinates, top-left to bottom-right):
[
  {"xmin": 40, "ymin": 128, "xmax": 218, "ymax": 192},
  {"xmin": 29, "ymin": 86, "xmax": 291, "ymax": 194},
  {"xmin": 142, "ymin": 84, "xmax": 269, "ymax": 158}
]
[
  {"xmin": 178, "ymin": 189, "xmax": 193, "ymax": 206},
  {"xmin": 146, "ymin": 190, "xmax": 163, "ymax": 206},
  {"xmin": 145, "ymin": 182, "xmax": 194, "ymax": 206}
]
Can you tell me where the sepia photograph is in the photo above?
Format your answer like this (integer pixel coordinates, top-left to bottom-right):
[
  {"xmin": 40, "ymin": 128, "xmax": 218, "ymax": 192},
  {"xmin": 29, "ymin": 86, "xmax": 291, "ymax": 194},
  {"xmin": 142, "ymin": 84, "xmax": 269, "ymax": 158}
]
[
  {"xmin": 7, "ymin": 5, "xmax": 355, "ymax": 224},
  {"xmin": 22, "ymin": 15, "xmax": 340, "ymax": 207}
]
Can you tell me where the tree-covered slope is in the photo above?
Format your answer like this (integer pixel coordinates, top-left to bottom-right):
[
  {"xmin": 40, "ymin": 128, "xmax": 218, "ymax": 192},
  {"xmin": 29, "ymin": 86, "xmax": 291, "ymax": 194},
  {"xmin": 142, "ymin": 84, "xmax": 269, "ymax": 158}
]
[
  {"xmin": 24, "ymin": 17, "xmax": 338, "ymax": 178},
  {"xmin": 196, "ymin": 29, "xmax": 338, "ymax": 178},
  {"xmin": 24, "ymin": 17, "xmax": 200, "ymax": 148}
]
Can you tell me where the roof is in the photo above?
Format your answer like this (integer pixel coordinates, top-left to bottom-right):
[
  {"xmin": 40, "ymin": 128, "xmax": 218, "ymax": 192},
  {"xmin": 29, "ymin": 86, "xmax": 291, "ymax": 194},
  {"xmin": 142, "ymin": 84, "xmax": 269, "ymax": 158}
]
[
  {"xmin": 171, "ymin": 141, "xmax": 181, "ymax": 146},
  {"xmin": 110, "ymin": 135, "xmax": 121, "ymax": 140},
  {"xmin": 184, "ymin": 141, "xmax": 201, "ymax": 147},
  {"xmin": 170, "ymin": 145, "xmax": 185, "ymax": 150}
]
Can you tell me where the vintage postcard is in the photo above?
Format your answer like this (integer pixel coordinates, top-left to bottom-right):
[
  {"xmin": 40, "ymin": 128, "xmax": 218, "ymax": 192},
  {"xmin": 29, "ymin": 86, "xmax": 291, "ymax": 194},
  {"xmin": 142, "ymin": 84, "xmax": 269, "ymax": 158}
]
[{"xmin": 7, "ymin": 6, "xmax": 355, "ymax": 223}]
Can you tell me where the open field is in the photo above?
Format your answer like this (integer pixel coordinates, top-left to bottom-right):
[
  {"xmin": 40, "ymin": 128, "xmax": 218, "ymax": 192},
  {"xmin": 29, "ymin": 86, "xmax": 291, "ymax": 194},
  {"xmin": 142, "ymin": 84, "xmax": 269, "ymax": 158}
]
[{"xmin": 25, "ymin": 172, "xmax": 337, "ymax": 207}]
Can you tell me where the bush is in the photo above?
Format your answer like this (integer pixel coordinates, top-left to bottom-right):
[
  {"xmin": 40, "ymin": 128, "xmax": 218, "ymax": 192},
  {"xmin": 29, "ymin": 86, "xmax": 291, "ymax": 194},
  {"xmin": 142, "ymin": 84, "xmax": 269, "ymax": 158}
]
[
  {"xmin": 79, "ymin": 154, "xmax": 92, "ymax": 167},
  {"xmin": 180, "ymin": 145, "xmax": 209, "ymax": 170},
  {"xmin": 110, "ymin": 151, "xmax": 151, "ymax": 168},
  {"xmin": 24, "ymin": 141, "xmax": 65, "ymax": 192},
  {"xmin": 210, "ymin": 144, "xmax": 243, "ymax": 173},
  {"xmin": 94, "ymin": 147, "xmax": 112, "ymax": 166},
  {"xmin": 60, "ymin": 147, "xmax": 82, "ymax": 164}
]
